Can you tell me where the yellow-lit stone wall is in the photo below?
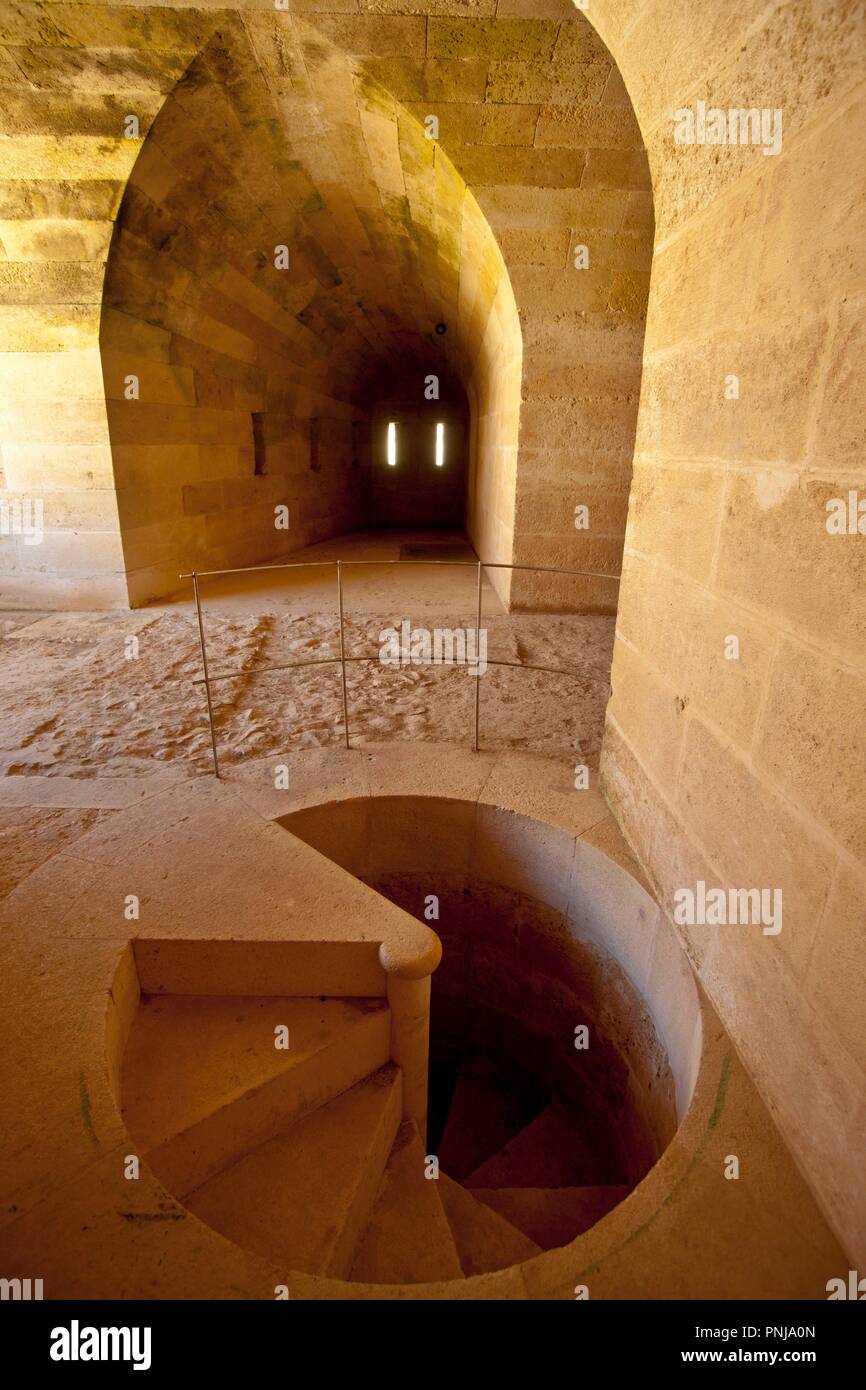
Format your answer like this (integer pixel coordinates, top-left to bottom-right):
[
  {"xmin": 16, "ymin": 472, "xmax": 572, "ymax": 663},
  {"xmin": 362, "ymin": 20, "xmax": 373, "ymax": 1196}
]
[
  {"xmin": 588, "ymin": 0, "xmax": 866, "ymax": 1263},
  {"xmin": 102, "ymin": 21, "xmax": 380, "ymax": 603},
  {"xmin": 0, "ymin": 4, "xmax": 207, "ymax": 606},
  {"xmin": 313, "ymin": 0, "xmax": 652, "ymax": 611}
]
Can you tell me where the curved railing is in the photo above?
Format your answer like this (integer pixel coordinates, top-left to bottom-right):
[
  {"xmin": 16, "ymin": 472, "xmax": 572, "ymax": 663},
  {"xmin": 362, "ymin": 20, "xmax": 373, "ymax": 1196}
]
[{"xmin": 180, "ymin": 557, "xmax": 621, "ymax": 779}]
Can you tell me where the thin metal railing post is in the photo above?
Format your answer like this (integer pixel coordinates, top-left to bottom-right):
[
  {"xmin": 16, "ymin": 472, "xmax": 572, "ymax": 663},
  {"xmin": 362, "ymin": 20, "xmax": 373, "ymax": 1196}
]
[
  {"xmin": 336, "ymin": 560, "xmax": 350, "ymax": 749},
  {"xmin": 192, "ymin": 571, "xmax": 220, "ymax": 779},
  {"xmin": 473, "ymin": 559, "xmax": 482, "ymax": 752}
]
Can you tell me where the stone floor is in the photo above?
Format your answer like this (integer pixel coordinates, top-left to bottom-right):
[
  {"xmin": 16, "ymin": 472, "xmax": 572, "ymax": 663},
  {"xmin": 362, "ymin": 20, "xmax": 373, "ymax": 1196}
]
[{"xmin": 0, "ymin": 529, "xmax": 615, "ymax": 898}]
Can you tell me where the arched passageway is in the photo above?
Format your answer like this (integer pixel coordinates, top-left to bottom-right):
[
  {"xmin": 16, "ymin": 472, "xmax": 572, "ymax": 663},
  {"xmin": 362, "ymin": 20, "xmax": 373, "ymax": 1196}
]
[
  {"xmin": 89, "ymin": 2, "xmax": 651, "ymax": 611},
  {"xmin": 100, "ymin": 17, "xmax": 522, "ymax": 604}
]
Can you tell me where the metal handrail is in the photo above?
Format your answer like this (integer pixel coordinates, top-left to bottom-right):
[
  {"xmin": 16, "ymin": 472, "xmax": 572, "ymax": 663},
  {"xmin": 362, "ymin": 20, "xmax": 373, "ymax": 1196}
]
[
  {"xmin": 181, "ymin": 556, "xmax": 621, "ymax": 778},
  {"xmin": 192, "ymin": 656, "xmax": 610, "ymax": 686}
]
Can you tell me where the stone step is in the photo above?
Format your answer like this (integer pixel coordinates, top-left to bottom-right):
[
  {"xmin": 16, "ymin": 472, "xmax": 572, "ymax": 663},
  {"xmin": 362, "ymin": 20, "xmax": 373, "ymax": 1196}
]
[
  {"xmin": 465, "ymin": 1102, "xmax": 621, "ymax": 1189},
  {"xmin": 437, "ymin": 1171, "xmax": 541, "ymax": 1275},
  {"xmin": 350, "ymin": 1121, "xmax": 464, "ymax": 1284},
  {"xmin": 122, "ymin": 993, "xmax": 391, "ymax": 1195},
  {"xmin": 472, "ymin": 1185, "xmax": 631, "ymax": 1249},
  {"xmin": 185, "ymin": 1065, "xmax": 403, "ymax": 1278},
  {"xmin": 436, "ymin": 1054, "xmax": 540, "ymax": 1181}
]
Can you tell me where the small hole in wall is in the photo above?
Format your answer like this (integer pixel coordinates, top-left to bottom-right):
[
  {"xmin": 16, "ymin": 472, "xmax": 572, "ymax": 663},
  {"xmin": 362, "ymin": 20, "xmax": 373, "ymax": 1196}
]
[
  {"xmin": 251, "ymin": 412, "xmax": 266, "ymax": 476},
  {"xmin": 309, "ymin": 417, "xmax": 321, "ymax": 472}
]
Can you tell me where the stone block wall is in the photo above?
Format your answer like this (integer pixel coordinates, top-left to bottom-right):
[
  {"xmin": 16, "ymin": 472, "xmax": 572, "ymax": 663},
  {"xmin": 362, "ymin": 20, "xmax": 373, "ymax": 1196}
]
[
  {"xmin": 591, "ymin": 0, "xmax": 866, "ymax": 1262},
  {"xmin": 0, "ymin": 4, "xmax": 204, "ymax": 607},
  {"xmin": 323, "ymin": 0, "xmax": 653, "ymax": 608}
]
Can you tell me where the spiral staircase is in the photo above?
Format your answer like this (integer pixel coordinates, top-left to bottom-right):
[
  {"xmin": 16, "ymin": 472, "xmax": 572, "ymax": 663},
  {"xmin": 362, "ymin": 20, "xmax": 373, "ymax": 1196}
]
[
  {"xmin": 121, "ymin": 992, "xmax": 630, "ymax": 1284},
  {"xmin": 3, "ymin": 758, "xmax": 845, "ymax": 1301}
]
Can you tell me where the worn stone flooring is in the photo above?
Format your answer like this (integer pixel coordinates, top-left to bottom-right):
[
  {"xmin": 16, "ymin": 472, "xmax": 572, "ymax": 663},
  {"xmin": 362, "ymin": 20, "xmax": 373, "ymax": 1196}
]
[{"xmin": 0, "ymin": 529, "xmax": 615, "ymax": 897}]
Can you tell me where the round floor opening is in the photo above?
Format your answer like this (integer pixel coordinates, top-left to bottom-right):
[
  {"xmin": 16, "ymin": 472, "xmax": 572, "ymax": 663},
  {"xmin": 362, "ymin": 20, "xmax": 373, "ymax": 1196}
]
[
  {"xmin": 116, "ymin": 791, "xmax": 703, "ymax": 1288},
  {"xmin": 279, "ymin": 794, "xmax": 703, "ymax": 1263}
]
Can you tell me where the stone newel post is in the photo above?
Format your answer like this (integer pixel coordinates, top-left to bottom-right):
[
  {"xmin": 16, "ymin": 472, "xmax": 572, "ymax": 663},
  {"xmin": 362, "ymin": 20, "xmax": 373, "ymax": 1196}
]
[{"xmin": 379, "ymin": 928, "xmax": 441, "ymax": 1144}]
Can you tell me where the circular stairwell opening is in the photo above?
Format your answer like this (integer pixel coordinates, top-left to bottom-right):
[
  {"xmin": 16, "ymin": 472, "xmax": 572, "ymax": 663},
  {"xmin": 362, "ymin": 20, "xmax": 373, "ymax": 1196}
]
[
  {"xmin": 116, "ymin": 792, "xmax": 701, "ymax": 1290},
  {"xmin": 277, "ymin": 795, "xmax": 703, "ymax": 1274}
]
